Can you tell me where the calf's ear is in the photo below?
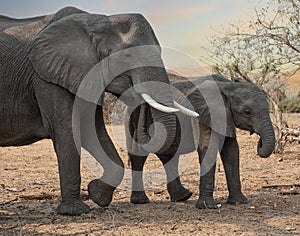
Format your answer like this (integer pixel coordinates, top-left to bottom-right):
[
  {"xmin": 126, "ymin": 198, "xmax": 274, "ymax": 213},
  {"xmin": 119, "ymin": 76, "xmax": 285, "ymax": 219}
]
[{"xmin": 189, "ymin": 80, "xmax": 236, "ymax": 137}]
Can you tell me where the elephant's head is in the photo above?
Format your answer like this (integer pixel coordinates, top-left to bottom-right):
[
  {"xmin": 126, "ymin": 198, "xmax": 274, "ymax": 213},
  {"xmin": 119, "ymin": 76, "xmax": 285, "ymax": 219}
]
[
  {"xmin": 28, "ymin": 7, "xmax": 196, "ymax": 151},
  {"xmin": 218, "ymin": 79, "xmax": 276, "ymax": 158}
]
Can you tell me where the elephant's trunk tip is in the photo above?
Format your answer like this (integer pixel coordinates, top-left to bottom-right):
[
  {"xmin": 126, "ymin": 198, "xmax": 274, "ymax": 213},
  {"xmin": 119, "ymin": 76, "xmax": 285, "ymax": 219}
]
[{"xmin": 257, "ymin": 135, "xmax": 276, "ymax": 158}]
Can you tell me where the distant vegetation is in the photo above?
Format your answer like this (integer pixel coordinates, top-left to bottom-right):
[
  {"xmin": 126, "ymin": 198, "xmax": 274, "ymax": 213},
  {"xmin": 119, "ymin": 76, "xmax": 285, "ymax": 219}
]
[{"xmin": 279, "ymin": 99, "xmax": 300, "ymax": 113}]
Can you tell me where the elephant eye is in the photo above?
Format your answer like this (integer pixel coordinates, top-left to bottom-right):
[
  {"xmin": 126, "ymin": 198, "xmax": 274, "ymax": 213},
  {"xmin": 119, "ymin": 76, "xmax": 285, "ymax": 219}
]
[{"xmin": 244, "ymin": 109, "xmax": 253, "ymax": 117}]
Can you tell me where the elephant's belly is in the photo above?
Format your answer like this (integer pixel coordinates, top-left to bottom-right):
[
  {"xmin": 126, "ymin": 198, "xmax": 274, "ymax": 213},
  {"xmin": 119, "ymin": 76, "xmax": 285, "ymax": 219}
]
[
  {"xmin": 0, "ymin": 116, "xmax": 48, "ymax": 146},
  {"xmin": 0, "ymin": 97, "xmax": 49, "ymax": 146}
]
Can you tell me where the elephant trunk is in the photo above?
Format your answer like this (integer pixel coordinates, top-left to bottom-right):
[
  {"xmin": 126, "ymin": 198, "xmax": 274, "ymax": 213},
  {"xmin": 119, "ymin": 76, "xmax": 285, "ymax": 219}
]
[
  {"xmin": 257, "ymin": 119, "xmax": 276, "ymax": 158},
  {"xmin": 132, "ymin": 67, "xmax": 175, "ymax": 107},
  {"xmin": 132, "ymin": 67, "xmax": 177, "ymax": 152},
  {"xmin": 150, "ymin": 107, "xmax": 177, "ymax": 152},
  {"xmin": 136, "ymin": 104, "xmax": 177, "ymax": 153}
]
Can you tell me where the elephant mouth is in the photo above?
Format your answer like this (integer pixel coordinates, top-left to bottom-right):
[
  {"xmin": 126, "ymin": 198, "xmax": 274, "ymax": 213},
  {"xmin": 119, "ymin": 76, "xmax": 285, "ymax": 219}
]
[
  {"xmin": 258, "ymin": 138, "xmax": 263, "ymax": 149},
  {"xmin": 235, "ymin": 123, "xmax": 274, "ymax": 158},
  {"xmin": 236, "ymin": 123, "xmax": 254, "ymax": 133}
]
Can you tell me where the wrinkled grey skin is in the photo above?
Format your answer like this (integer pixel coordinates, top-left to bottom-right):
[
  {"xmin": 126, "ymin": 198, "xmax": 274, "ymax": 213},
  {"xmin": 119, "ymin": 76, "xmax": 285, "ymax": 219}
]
[
  {"xmin": 126, "ymin": 74, "xmax": 275, "ymax": 209},
  {"xmin": 0, "ymin": 7, "xmax": 178, "ymax": 215}
]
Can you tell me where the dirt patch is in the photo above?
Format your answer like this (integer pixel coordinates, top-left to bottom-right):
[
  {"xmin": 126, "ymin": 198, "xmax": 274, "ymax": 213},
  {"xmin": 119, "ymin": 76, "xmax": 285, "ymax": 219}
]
[{"xmin": 1, "ymin": 114, "xmax": 299, "ymax": 236}]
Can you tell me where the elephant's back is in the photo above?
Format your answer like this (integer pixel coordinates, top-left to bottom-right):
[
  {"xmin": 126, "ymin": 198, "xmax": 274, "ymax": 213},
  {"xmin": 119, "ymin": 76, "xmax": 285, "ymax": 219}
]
[
  {"xmin": 169, "ymin": 73, "xmax": 230, "ymax": 87},
  {"xmin": 0, "ymin": 14, "xmax": 53, "ymax": 41},
  {"xmin": 0, "ymin": 7, "xmax": 86, "ymax": 39}
]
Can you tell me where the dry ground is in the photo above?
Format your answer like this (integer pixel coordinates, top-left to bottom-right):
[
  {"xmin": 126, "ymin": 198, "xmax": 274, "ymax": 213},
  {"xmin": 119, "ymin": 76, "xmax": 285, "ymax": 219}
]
[{"xmin": 0, "ymin": 113, "xmax": 299, "ymax": 236}]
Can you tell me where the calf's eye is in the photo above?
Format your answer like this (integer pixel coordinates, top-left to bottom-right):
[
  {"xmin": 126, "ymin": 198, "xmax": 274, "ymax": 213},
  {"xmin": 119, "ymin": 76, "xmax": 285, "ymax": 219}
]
[{"xmin": 244, "ymin": 109, "xmax": 252, "ymax": 117}]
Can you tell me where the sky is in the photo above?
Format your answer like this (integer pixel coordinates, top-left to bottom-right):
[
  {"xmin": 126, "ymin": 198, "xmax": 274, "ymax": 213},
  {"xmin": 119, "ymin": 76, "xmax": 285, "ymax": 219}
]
[{"xmin": 0, "ymin": 0, "xmax": 264, "ymax": 75}]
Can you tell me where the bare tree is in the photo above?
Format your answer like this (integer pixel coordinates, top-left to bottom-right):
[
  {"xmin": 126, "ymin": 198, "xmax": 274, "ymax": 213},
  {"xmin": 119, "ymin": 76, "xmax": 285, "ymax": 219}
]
[{"xmin": 205, "ymin": 0, "xmax": 300, "ymax": 153}]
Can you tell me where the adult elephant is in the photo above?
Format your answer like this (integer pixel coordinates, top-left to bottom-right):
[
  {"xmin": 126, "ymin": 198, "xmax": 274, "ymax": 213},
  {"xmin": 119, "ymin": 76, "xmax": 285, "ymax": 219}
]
[
  {"xmin": 0, "ymin": 7, "xmax": 197, "ymax": 215},
  {"xmin": 126, "ymin": 74, "xmax": 276, "ymax": 209}
]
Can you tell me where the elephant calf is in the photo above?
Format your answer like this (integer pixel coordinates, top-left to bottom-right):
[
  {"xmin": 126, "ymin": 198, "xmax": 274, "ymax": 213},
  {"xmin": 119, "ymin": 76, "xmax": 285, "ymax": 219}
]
[{"xmin": 126, "ymin": 74, "xmax": 275, "ymax": 209}]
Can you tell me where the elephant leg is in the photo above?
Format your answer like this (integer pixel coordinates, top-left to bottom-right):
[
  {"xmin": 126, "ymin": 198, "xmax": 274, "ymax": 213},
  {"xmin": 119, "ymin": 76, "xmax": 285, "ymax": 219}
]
[
  {"xmin": 54, "ymin": 129, "xmax": 90, "ymax": 215},
  {"xmin": 196, "ymin": 125, "xmax": 219, "ymax": 209},
  {"xmin": 129, "ymin": 153, "xmax": 150, "ymax": 204},
  {"xmin": 157, "ymin": 154, "xmax": 192, "ymax": 202},
  {"xmin": 220, "ymin": 137, "xmax": 248, "ymax": 205},
  {"xmin": 80, "ymin": 104, "xmax": 124, "ymax": 208},
  {"xmin": 34, "ymin": 86, "xmax": 90, "ymax": 215}
]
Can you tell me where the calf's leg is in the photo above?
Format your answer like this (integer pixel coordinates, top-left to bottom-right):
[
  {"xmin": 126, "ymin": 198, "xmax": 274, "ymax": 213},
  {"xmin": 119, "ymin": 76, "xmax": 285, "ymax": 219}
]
[
  {"xmin": 196, "ymin": 125, "xmax": 219, "ymax": 209},
  {"xmin": 220, "ymin": 137, "xmax": 248, "ymax": 204}
]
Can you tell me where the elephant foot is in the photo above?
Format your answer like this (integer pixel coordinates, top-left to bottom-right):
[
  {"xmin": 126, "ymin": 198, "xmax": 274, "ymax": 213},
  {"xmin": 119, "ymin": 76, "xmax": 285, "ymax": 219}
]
[
  {"xmin": 57, "ymin": 199, "xmax": 90, "ymax": 215},
  {"xmin": 196, "ymin": 197, "xmax": 218, "ymax": 209},
  {"xmin": 169, "ymin": 187, "xmax": 192, "ymax": 202},
  {"xmin": 88, "ymin": 179, "xmax": 115, "ymax": 207},
  {"xmin": 167, "ymin": 178, "xmax": 193, "ymax": 202},
  {"xmin": 227, "ymin": 193, "xmax": 248, "ymax": 205},
  {"xmin": 130, "ymin": 191, "xmax": 150, "ymax": 204}
]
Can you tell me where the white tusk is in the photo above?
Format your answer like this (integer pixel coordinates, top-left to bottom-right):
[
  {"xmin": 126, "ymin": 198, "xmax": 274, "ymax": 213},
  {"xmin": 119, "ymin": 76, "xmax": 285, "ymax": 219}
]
[
  {"xmin": 141, "ymin": 93, "xmax": 179, "ymax": 113},
  {"xmin": 174, "ymin": 101, "xmax": 199, "ymax": 117}
]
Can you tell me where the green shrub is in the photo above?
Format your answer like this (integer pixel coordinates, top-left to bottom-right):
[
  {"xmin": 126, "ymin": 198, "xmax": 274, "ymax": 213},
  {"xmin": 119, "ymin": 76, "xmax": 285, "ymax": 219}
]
[{"xmin": 279, "ymin": 99, "xmax": 300, "ymax": 113}]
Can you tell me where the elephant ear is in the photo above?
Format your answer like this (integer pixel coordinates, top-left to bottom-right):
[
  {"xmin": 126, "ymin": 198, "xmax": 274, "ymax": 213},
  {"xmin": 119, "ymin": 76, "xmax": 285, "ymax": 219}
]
[
  {"xmin": 29, "ymin": 12, "xmax": 109, "ymax": 104},
  {"xmin": 185, "ymin": 80, "xmax": 236, "ymax": 137},
  {"xmin": 218, "ymin": 93, "xmax": 236, "ymax": 137}
]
